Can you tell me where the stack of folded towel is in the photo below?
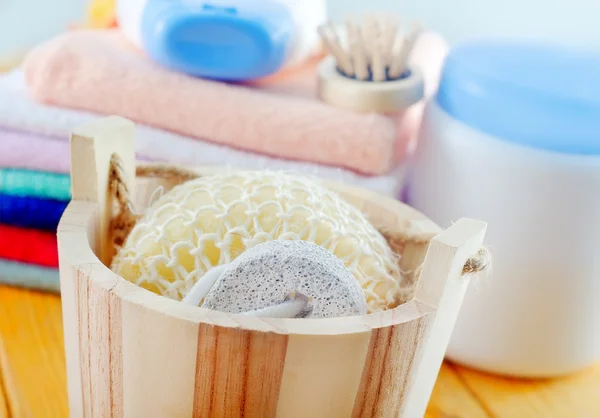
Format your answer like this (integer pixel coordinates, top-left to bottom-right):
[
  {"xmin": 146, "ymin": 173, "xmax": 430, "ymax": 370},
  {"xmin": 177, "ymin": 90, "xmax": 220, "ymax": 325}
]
[
  {"xmin": 0, "ymin": 27, "xmax": 447, "ymax": 293},
  {"xmin": 0, "ymin": 165, "xmax": 66, "ymax": 292}
]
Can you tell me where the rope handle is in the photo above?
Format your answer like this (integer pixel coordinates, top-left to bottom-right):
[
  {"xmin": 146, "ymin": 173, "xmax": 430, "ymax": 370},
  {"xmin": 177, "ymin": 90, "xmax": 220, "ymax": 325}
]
[{"xmin": 108, "ymin": 155, "xmax": 491, "ymax": 277}]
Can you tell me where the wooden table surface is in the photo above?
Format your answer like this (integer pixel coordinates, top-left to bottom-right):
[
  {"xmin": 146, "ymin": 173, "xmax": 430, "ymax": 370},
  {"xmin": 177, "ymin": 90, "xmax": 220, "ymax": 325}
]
[{"xmin": 0, "ymin": 285, "xmax": 598, "ymax": 418}]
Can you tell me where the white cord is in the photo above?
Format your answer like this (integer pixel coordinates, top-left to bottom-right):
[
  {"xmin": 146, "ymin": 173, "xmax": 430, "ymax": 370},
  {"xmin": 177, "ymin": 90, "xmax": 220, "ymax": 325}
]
[
  {"xmin": 181, "ymin": 265, "xmax": 311, "ymax": 318},
  {"xmin": 181, "ymin": 264, "xmax": 228, "ymax": 306},
  {"xmin": 238, "ymin": 292, "xmax": 311, "ymax": 318}
]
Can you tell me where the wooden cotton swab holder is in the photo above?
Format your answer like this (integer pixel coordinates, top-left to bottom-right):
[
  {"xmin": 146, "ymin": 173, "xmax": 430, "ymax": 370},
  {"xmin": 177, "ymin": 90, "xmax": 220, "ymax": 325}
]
[
  {"xmin": 58, "ymin": 116, "xmax": 488, "ymax": 417},
  {"xmin": 318, "ymin": 56, "xmax": 424, "ymax": 113},
  {"xmin": 317, "ymin": 17, "xmax": 425, "ymax": 113}
]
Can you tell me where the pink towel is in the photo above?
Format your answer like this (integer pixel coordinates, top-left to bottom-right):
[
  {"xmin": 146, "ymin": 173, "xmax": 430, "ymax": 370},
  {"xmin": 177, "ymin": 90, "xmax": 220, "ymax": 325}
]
[
  {"xmin": 23, "ymin": 30, "xmax": 447, "ymax": 176},
  {"xmin": 0, "ymin": 71, "xmax": 405, "ymax": 196}
]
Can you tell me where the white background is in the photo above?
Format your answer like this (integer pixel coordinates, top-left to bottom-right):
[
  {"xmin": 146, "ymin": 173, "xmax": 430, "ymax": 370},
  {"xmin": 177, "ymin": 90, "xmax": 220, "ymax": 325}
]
[
  {"xmin": 1, "ymin": 0, "xmax": 598, "ymax": 63},
  {"xmin": 329, "ymin": 0, "xmax": 598, "ymax": 47}
]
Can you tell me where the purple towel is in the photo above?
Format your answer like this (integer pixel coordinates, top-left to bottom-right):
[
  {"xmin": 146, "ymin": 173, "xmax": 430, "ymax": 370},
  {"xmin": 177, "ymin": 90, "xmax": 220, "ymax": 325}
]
[
  {"xmin": 0, "ymin": 127, "xmax": 153, "ymax": 174},
  {"xmin": 0, "ymin": 127, "xmax": 70, "ymax": 173}
]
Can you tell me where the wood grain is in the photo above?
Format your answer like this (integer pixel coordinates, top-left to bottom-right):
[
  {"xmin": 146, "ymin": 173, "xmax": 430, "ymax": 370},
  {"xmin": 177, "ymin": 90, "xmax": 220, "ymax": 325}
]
[
  {"xmin": 58, "ymin": 233, "xmax": 126, "ymax": 418},
  {"xmin": 426, "ymin": 364, "xmax": 490, "ymax": 418},
  {"xmin": 454, "ymin": 362, "xmax": 600, "ymax": 418},
  {"xmin": 242, "ymin": 331, "xmax": 289, "ymax": 417},
  {"xmin": 57, "ymin": 234, "xmax": 84, "ymax": 418},
  {"xmin": 192, "ymin": 324, "xmax": 218, "ymax": 418},
  {"xmin": 76, "ymin": 268, "xmax": 92, "ymax": 418},
  {"xmin": 352, "ymin": 318, "xmax": 433, "ymax": 417},
  {"xmin": 211, "ymin": 327, "xmax": 248, "ymax": 417},
  {"xmin": 81, "ymin": 272, "xmax": 123, "ymax": 418},
  {"xmin": 277, "ymin": 332, "xmax": 372, "ymax": 418},
  {"xmin": 0, "ymin": 286, "xmax": 68, "ymax": 418},
  {"xmin": 193, "ymin": 326, "xmax": 289, "ymax": 418},
  {"xmin": 352, "ymin": 327, "xmax": 391, "ymax": 417},
  {"xmin": 0, "ymin": 351, "xmax": 8, "ymax": 418},
  {"xmin": 121, "ymin": 298, "xmax": 198, "ymax": 418}
]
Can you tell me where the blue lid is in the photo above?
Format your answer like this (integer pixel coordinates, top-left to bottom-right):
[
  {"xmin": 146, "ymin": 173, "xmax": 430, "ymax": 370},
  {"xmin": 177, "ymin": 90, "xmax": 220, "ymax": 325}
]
[
  {"xmin": 141, "ymin": 0, "xmax": 294, "ymax": 81},
  {"xmin": 436, "ymin": 40, "xmax": 600, "ymax": 155}
]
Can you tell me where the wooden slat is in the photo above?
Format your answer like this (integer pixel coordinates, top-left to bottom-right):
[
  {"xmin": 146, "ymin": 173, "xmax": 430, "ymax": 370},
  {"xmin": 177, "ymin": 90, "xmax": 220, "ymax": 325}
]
[
  {"xmin": 242, "ymin": 331, "xmax": 289, "ymax": 417},
  {"xmin": 69, "ymin": 116, "xmax": 136, "ymax": 266},
  {"xmin": 76, "ymin": 268, "xmax": 93, "ymax": 418},
  {"xmin": 120, "ymin": 298, "xmax": 198, "ymax": 417},
  {"xmin": 75, "ymin": 268, "xmax": 124, "ymax": 418},
  {"xmin": 401, "ymin": 219, "xmax": 487, "ymax": 418},
  {"xmin": 352, "ymin": 327, "xmax": 390, "ymax": 417},
  {"xmin": 192, "ymin": 324, "xmax": 217, "ymax": 418},
  {"xmin": 193, "ymin": 325, "xmax": 289, "ymax": 418},
  {"xmin": 277, "ymin": 332, "xmax": 372, "ymax": 418},
  {"xmin": 210, "ymin": 327, "xmax": 248, "ymax": 416},
  {"xmin": 454, "ymin": 362, "xmax": 600, "ymax": 418},
  {"xmin": 61, "ymin": 116, "xmax": 135, "ymax": 418},
  {"xmin": 58, "ymin": 251, "xmax": 84, "ymax": 418},
  {"xmin": 0, "ymin": 286, "xmax": 68, "ymax": 418},
  {"xmin": 57, "ymin": 240, "xmax": 124, "ymax": 418},
  {"xmin": 109, "ymin": 293, "xmax": 123, "ymax": 418},
  {"xmin": 352, "ymin": 318, "xmax": 432, "ymax": 417}
]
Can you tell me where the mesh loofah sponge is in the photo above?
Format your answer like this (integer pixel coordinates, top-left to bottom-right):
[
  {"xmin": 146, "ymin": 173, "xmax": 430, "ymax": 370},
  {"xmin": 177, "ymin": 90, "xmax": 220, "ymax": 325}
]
[{"xmin": 111, "ymin": 171, "xmax": 403, "ymax": 312}]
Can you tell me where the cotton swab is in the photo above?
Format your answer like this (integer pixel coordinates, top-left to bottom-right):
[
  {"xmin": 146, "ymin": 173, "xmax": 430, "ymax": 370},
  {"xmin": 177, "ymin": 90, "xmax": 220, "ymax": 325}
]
[
  {"xmin": 317, "ymin": 23, "xmax": 354, "ymax": 76},
  {"xmin": 371, "ymin": 39, "xmax": 387, "ymax": 82},
  {"xmin": 388, "ymin": 24, "xmax": 422, "ymax": 79},
  {"xmin": 346, "ymin": 19, "xmax": 370, "ymax": 80},
  {"xmin": 381, "ymin": 16, "xmax": 399, "ymax": 67},
  {"xmin": 317, "ymin": 13, "xmax": 422, "ymax": 82},
  {"xmin": 360, "ymin": 13, "xmax": 379, "ymax": 63}
]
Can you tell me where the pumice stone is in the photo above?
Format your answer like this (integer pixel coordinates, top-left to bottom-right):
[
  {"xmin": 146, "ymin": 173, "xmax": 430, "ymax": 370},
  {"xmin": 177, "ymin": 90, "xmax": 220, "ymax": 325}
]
[{"xmin": 201, "ymin": 240, "xmax": 368, "ymax": 318}]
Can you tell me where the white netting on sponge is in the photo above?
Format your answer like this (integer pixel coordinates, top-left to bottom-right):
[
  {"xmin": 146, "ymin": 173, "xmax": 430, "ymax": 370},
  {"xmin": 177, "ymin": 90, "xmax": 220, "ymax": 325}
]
[{"xmin": 110, "ymin": 171, "xmax": 404, "ymax": 312}]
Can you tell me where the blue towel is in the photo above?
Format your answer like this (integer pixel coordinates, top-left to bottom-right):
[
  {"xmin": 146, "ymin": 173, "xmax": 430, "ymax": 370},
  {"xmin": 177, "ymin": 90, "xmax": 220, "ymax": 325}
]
[{"xmin": 0, "ymin": 193, "xmax": 68, "ymax": 231}]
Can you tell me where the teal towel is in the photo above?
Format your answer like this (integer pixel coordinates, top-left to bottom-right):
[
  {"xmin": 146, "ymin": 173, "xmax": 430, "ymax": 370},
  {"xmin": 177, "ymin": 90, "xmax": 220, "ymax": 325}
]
[
  {"xmin": 0, "ymin": 168, "xmax": 71, "ymax": 201},
  {"xmin": 0, "ymin": 259, "xmax": 60, "ymax": 293}
]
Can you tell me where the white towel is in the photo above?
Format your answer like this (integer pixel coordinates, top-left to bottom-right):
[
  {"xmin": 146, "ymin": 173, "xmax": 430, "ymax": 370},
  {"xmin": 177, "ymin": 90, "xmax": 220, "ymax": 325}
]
[{"xmin": 0, "ymin": 70, "xmax": 404, "ymax": 197}]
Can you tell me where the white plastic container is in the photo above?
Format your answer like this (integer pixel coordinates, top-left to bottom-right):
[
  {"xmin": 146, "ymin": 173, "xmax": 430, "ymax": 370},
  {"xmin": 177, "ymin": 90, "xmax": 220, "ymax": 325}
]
[
  {"xmin": 116, "ymin": 0, "xmax": 326, "ymax": 81},
  {"xmin": 406, "ymin": 40, "xmax": 600, "ymax": 377}
]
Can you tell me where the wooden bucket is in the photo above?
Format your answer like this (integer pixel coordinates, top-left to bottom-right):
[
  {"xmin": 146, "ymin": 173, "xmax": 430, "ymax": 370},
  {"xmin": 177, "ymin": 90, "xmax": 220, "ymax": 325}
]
[{"xmin": 58, "ymin": 116, "xmax": 487, "ymax": 418}]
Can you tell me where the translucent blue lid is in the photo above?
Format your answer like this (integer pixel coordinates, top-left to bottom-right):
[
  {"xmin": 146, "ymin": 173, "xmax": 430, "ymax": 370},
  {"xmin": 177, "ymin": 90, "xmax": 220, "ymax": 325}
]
[
  {"xmin": 436, "ymin": 40, "xmax": 600, "ymax": 155},
  {"xmin": 141, "ymin": 0, "xmax": 294, "ymax": 81}
]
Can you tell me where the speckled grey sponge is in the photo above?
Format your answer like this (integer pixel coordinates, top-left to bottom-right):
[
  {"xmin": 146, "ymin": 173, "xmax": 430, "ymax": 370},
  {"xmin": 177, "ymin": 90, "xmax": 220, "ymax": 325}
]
[{"xmin": 202, "ymin": 240, "xmax": 368, "ymax": 318}]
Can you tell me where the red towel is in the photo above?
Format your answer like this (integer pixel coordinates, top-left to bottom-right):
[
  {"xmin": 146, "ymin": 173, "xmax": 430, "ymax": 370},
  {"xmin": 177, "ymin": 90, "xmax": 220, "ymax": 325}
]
[{"xmin": 0, "ymin": 224, "xmax": 58, "ymax": 267}]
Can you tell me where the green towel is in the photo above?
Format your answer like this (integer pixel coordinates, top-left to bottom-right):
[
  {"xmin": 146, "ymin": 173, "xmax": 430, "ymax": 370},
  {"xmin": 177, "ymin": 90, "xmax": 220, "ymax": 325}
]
[{"xmin": 0, "ymin": 168, "xmax": 71, "ymax": 201}]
